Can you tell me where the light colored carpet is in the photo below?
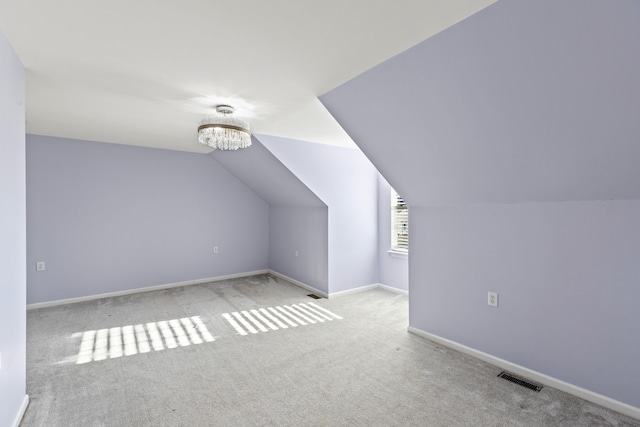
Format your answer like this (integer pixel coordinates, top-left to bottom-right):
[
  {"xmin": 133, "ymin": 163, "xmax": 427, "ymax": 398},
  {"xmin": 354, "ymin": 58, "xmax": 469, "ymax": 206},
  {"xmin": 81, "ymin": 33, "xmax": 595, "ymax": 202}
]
[{"xmin": 22, "ymin": 274, "xmax": 639, "ymax": 426}]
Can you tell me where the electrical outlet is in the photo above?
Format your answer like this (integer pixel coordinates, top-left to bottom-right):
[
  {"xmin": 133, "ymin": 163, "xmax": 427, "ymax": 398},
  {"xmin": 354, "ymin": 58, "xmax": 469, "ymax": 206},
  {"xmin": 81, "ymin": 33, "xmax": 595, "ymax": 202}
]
[
  {"xmin": 295, "ymin": 249, "xmax": 299, "ymax": 257},
  {"xmin": 213, "ymin": 246, "xmax": 219, "ymax": 254},
  {"xmin": 36, "ymin": 261, "xmax": 45, "ymax": 271},
  {"xmin": 488, "ymin": 292, "xmax": 498, "ymax": 307}
]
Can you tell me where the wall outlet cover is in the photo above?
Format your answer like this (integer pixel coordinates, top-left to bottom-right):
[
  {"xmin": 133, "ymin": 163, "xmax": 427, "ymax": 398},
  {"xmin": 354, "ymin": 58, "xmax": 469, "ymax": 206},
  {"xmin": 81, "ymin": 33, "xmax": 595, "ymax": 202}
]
[{"xmin": 488, "ymin": 291, "xmax": 498, "ymax": 307}]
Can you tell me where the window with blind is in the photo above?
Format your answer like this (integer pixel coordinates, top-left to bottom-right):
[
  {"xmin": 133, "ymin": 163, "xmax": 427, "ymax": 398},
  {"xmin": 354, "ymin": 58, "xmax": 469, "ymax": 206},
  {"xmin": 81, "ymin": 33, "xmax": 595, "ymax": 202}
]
[{"xmin": 391, "ymin": 189, "xmax": 408, "ymax": 252}]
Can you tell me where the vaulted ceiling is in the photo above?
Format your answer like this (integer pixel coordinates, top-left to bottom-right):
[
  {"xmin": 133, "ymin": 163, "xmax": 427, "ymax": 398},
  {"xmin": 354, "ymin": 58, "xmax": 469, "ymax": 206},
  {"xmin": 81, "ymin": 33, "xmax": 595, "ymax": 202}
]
[{"xmin": 0, "ymin": 0, "xmax": 494, "ymax": 152}]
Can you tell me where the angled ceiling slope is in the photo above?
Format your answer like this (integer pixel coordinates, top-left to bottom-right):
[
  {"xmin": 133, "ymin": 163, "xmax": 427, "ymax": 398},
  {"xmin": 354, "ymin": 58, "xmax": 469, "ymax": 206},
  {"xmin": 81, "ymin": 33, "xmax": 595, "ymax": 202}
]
[
  {"xmin": 321, "ymin": 0, "xmax": 640, "ymax": 206},
  {"xmin": 0, "ymin": 1, "xmax": 495, "ymax": 152},
  {"xmin": 209, "ymin": 137, "xmax": 325, "ymax": 208}
]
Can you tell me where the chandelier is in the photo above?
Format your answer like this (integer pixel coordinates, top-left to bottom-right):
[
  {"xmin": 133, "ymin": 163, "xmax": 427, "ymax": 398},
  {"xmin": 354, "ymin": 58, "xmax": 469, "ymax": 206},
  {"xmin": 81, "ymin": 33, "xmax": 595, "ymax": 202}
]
[{"xmin": 197, "ymin": 105, "xmax": 252, "ymax": 150}]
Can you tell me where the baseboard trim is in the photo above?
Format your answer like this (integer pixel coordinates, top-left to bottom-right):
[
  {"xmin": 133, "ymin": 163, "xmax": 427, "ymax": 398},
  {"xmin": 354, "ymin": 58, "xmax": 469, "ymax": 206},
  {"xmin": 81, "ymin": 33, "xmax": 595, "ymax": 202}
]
[
  {"xmin": 329, "ymin": 284, "xmax": 379, "ymax": 298},
  {"xmin": 27, "ymin": 271, "xmax": 406, "ymax": 309},
  {"xmin": 377, "ymin": 283, "xmax": 409, "ymax": 296},
  {"xmin": 407, "ymin": 326, "xmax": 640, "ymax": 420},
  {"xmin": 330, "ymin": 283, "xmax": 408, "ymax": 298},
  {"xmin": 27, "ymin": 270, "xmax": 269, "ymax": 310},
  {"xmin": 267, "ymin": 270, "xmax": 329, "ymax": 298},
  {"xmin": 11, "ymin": 395, "xmax": 29, "ymax": 427},
  {"xmin": 265, "ymin": 274, "xmax": 408, "ymax": 299}
]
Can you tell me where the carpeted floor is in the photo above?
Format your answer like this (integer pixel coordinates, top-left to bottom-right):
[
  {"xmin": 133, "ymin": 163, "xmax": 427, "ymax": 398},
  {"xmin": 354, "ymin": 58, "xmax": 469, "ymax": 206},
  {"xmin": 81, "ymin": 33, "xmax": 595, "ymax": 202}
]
[{"xmin": 22, "ymin": 274, "xmax": 639, "ymax": 426}]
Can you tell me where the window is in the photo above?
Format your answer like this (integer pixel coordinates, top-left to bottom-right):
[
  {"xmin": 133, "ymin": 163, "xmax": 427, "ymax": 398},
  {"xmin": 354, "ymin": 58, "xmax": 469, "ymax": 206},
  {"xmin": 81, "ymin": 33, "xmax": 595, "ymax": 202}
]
[{"xmin": 391, "ymin": 188, "xmax": 408, "ymax": 252}]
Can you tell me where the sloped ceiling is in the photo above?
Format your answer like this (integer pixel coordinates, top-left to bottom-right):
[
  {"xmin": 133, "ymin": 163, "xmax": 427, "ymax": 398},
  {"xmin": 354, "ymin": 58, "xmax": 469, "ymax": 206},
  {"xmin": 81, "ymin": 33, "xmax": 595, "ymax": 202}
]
[
  {"xmin": 321, "ymin": 0, "xmax": 640, "ymax": 206},
  {"xmin": 210, "ymin": 137, "xmax": 325, "ymax": 208},
  {"xmin": 0, "ymin": 0, "xmax": 495, "ymax": 152}
]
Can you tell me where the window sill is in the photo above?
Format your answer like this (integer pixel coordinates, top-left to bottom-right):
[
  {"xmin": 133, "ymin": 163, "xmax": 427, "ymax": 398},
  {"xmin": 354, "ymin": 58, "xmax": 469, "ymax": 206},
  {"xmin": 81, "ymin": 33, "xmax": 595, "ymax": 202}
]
[{"xmin": 387, "ymin": 249, "xmax": 408, "ymax": 259}]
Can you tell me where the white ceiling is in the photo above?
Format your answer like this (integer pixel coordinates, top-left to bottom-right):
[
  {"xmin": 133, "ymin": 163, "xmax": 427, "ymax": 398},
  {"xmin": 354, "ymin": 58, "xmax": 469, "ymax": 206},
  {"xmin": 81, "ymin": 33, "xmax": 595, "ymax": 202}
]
[{"xmin": 0, "ymin": 0, "xmax": 495, "ymax": 153}]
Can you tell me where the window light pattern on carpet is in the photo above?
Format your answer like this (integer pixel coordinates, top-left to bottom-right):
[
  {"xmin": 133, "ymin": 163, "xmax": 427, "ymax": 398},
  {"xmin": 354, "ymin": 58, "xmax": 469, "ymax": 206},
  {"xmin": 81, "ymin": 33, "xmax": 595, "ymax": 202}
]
[
  {"xmin": 74, "ymin": 316, "xmax": 214, "ymax": 364},
  {"xmin": 222, "ymin": 302, "xmax": 342, "ymax": 336}
]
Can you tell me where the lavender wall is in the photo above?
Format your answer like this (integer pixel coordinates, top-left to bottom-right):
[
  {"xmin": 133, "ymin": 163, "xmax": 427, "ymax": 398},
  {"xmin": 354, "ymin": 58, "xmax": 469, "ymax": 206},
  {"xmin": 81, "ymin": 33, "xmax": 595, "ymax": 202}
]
[
  {"xmin": 377, "ymin": 175, "xmax": 408, "ymax": 291},
  {"xmin": 410, "ymin": 202, "xmax": 640, "ymax": 406},
  {"xmin": 210, "ymin": 138, "xmax": 326, "ymax": 208},
  {"xmin": 257, "ymin": 135, "xmax": 379, "ymax": 294},
  {"xmin": 210, "ymin": 138, "xmax": 329, "ymax": 293},
  {"xmin": 321, "ymin": 0, "xmax": 640, "ymax": 409},
  {"xmin": 26, "ymin": 135, "xmax": 269, "ymax": 304},
  {"xmin": 269, "ymin": 206, "xmax": 329, "ymax": 293},
  {"xmin": 0, "ymin": 29, "xmax": 27, "ymax": 427},
  {"xmin": 321, "ymin": 0, "xmax": 640, "ymax": 206}
]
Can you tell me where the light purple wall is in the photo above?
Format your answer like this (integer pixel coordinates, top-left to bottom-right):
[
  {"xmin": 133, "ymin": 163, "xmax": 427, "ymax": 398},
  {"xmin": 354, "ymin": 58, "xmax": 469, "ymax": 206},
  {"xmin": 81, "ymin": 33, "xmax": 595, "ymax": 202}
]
[
  {"xmin": 0, "ymin": 29, "xmax": 27, "ymax": 427},
  {"xmin": 26, "ymin": 135, "xmax": 269, "ymax": 304},
  {"xmin": 321, "ymin": 0, "xmax": 640, "ymax": 207},
  {"xmin": 210, "ymin": 138, "xmax": 329, "ymax": 292},
  {"xmin": 257, "ymin": 135, "xmax": 379, "ymax": 294},
  {"xmin": 210, "ymin": 138, "xmax": 326, "ymax": 208},
  {"xmin": 410, "ymin": 201, "xmax": 640, "ymax": 406},
  {"xmin": 321, "ymin": 0, "xmax": 640, "ymax": 408},
  {"xmin": 377, "ymin": 175, "xmax": 408, "ymax": 292},
  {"xmin": 269, "ymin": 206, "xmax": 329, "ymax": 293}
]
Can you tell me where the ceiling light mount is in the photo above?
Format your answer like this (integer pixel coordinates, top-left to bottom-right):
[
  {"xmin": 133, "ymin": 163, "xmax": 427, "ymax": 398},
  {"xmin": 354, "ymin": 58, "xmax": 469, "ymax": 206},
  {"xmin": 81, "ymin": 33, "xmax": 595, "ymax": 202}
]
[
  {"xmin": 215, "ymin": 105, "xmax": 234, "ymax": 115},
  {"xmin": 198, "ymin": 104, "xmax": 252, "ymax": 150}
]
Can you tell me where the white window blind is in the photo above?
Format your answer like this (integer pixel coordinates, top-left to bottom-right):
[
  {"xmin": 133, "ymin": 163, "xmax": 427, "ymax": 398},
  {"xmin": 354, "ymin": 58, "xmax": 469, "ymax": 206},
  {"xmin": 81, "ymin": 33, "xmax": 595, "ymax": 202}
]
[{"xmin": 391, "ymin": 189, "xmax": 408, "ymax": 252}]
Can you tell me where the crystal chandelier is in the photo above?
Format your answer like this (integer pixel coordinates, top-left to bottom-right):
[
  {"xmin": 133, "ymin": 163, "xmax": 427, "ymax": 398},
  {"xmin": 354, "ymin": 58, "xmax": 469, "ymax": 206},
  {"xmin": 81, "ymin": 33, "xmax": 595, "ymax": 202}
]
[{"xmin": 197, "ymin": 105, "xmax": 252, "ymax": 150}]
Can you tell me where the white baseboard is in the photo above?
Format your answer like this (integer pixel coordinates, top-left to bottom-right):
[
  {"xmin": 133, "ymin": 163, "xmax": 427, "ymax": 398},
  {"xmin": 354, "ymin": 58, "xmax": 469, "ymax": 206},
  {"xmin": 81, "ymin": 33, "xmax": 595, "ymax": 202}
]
[
  {"xmin": 331, "ymin": 283, "xmax": 408, "ymax": 298},
  {"xmin": 377, "ymin": 283, "xmax": 409, "ymax": 296},
  {"xmin": 267, "ymin": 270, "xmax": 329, "ymax": 298},
  {"xmin": 329, "ymin": 283, "xmax": 379, "ymax": 298},
  {"xmin": 407, "ymin": 326, "xmax": 640, "ymax": 420},
  {"xmin": 27, "ymin": 270, "xmax": 405, "ymax": 309},
  {"xmin": 265, "ymin": 274, "xmax": 408, "ymax": 299},
  {"xmin": 27, "ymin": 270, "xmax": 269, "ymax": 310},
  {"xmin": 11, "ymin": 395, "xmax": 29, "ymax": 427}
]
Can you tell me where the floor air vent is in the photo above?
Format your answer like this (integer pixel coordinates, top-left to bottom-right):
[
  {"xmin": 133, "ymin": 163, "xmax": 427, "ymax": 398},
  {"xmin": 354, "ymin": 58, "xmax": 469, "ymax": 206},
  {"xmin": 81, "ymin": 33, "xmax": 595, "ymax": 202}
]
[
  {"xmin": 307, "ymin": 294, "xmax": 322, "ymax": 299},
  {"xmin": 497, "ymin": 372, "xmax": 543, "ymax": 392}
]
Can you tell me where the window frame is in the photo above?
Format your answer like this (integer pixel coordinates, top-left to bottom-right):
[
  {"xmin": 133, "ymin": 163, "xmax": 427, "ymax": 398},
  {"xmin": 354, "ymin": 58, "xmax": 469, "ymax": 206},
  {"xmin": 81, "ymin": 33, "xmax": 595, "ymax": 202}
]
[{"xmin": 390, "ymin": 188, "xmax": 408, "ymax": 255}]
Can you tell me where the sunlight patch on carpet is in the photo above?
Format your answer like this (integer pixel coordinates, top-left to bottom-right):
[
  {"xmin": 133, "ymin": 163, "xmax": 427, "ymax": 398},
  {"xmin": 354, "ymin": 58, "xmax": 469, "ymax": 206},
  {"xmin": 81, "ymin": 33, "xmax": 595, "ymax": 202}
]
[
  {"xmin": 222, "ymin": 302, "xmax": 342, "ymax": 336},
  {"xmin": 73, "ymin": 316, "xmax": 215, "ymax": 364}
]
